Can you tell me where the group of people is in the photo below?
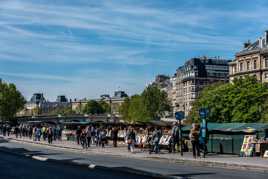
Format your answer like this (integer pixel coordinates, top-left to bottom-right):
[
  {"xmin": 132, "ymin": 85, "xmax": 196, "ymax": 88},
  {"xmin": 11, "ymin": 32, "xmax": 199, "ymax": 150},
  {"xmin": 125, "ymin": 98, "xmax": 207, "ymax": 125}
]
[
  {"xmin": 75, "ymin": 126, "xmax": 119, "ymax": 149},
  {"xmin": 1, "ymin": 122, "xmax": 205, "ymax": 158},
  {"xmin": 0, "ymin": 124, "xmax": 62, "ymax": 144}
]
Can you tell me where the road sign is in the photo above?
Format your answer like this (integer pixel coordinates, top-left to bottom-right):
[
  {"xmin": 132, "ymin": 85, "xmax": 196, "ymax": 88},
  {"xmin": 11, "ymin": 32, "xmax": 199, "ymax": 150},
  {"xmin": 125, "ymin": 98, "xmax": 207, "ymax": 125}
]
[
  {"xmin": 199, "ymin": 108, "xmax": 209, "ymax": 118},
  {"xmin": 175, "ymin": 111, "xmax": 185, "ymax": 121}
]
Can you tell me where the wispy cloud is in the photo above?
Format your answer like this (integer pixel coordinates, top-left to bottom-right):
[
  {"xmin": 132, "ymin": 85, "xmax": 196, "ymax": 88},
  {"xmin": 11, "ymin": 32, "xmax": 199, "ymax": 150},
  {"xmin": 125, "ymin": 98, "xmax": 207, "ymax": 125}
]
[{"xmin": 1, "ymin": 0, "xmax": 267, "ymax": 99}]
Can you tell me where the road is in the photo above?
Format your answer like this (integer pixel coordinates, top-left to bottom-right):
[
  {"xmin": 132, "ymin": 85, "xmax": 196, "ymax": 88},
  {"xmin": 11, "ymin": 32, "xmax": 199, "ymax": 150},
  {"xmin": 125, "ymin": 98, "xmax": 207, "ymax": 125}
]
[{"xmin": 1, "ymin": 137, "xmax": 268, "ymax": 179}]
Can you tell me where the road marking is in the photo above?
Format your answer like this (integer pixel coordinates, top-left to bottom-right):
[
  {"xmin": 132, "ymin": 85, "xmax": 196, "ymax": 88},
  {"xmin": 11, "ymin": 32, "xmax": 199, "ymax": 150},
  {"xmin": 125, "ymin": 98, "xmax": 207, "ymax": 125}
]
[
  {"xmin": 88, "ymin": 164, "xmax": 96, "ymax": 169},
  {"xmin": 32, "ymin": 156, "xmax": 48, "ymax": 161}
]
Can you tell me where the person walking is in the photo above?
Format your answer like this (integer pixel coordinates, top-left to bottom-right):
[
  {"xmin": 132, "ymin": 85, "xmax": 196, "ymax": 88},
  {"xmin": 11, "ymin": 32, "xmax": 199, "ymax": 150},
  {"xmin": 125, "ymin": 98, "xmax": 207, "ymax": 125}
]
[
  {"xmin": 86, "ymin": 126, "xmax": 92, "ymax": 148},
  {"xmin": 127, "ymin": 128, "xmax": 136, "ymax": 153},
  {"xmin": 47, "ymin": 127, "xmax": 53, "ymax": 144},
  {"xmin": 150, "ymin": 127, "xmax": 162, "ymax": 154},
  {"xmin": 99, "ymin": 128, "xmax": 107, "ymax": 148},
  {"xmin": 169, "ymin": 122, "xmax": 180, "ymax": 153},
  {"xmin": 189, "ymin": 123, "xmax": 200, "ymax": 158},
  {"xmin": 111, "ymin": 127, "xmax": 118, "ymax": 147},
  {"xmin": 14, "ymin": 126, "xmax": 19, "ymax": 138},
  {"xmin": 76, "ymin": 126, "xmax": 82, "ymax": 145},
  {"xmin": 80, "ymin": 129, "xmax": 87, "ymax": 149}
]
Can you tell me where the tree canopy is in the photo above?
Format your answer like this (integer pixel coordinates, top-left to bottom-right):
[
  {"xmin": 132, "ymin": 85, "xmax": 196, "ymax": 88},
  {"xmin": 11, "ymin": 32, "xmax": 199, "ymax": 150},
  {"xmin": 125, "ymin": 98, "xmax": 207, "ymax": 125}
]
[
  {"xmin": 119, "ymin": 85, "xmax": 171, "ymax": 123},
  {"xmin": 0, "ymin": 81, "xmax": 26, "ymax": 121},
  {"xmin": 83, "ymin": 100, "xmax": 109, "ymax": 115},
  {"xmin": 188, "ymin": 76, "xmax": 268, "ymax": 123}
]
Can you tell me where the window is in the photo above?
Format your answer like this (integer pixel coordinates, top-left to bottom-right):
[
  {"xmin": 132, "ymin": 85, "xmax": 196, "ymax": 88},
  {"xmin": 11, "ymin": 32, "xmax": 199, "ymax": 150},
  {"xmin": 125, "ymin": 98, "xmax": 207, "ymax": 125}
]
[
  {"xmin": 240, "ymin": 62, "xmax": 243, "ymax": 71},
  {"xmin": 265, "ymin": 73, "xmax": 268, "ymax": 79},
  {"xmin": 253, "ymin": 60, "xmax": 257, "ymax": 69},
  {"xmin": 265, "ymin": 58, "xmax": 268, "ymax": 68},
  {"xmin": 247, "ymin": 61, "xmax": 250, "ymax": 70}
]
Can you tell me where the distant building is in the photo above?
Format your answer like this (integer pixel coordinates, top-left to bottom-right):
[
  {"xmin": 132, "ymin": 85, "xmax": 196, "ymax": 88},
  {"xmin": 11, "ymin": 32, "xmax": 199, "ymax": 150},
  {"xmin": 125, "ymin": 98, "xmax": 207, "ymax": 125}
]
[
  {"xmin": 18, "ymin": 93, "xmax": 71, "ymax": 116},
  {"xmin": 71, "ymin": 91, "xmax": 128, "ymax": 116},
  {"xmin": 152, "ymin": 74, "xmax": 171, "ymax": 93},
  {"xmin": 229, "ymin": 30, "xmax": 268, "ymax": 82},
  {"xmin": 174, "ymin": 57, "xmax": 229, "ymax": 116}
]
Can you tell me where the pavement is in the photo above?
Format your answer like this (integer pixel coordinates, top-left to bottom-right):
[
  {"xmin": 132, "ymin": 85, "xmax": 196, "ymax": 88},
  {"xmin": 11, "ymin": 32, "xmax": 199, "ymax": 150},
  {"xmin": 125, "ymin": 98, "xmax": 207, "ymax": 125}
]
[{"xmin": 1, "ymin": 135, "xmax": 268, "ymax": 178}]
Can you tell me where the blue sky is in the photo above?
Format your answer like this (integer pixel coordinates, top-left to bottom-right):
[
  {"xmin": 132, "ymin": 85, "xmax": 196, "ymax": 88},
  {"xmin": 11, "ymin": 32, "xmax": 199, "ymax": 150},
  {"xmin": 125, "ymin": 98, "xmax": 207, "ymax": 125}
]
[{"xmin": 1, "ymin": 0, "xmax": 268, "ymax": 101}]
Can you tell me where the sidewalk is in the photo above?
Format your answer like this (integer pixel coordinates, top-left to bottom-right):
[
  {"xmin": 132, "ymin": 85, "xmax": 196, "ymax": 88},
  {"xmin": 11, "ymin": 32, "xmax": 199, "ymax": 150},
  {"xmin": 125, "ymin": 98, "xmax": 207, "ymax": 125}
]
[{"xmin": 2, "ymin": 135, "xmax": 268, "ymax": 172}]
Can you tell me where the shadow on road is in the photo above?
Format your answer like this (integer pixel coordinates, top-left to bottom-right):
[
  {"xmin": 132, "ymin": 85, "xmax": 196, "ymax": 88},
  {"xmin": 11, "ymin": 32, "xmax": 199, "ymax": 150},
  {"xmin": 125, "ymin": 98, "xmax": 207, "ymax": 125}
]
[{"xmin": 170, "ymin": 172, "xmax": 215, "ymax": 178}]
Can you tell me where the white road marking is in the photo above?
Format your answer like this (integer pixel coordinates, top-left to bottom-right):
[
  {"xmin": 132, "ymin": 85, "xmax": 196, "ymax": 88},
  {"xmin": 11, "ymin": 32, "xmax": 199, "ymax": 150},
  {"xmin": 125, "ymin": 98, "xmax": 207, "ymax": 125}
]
[
  {"xmin": 32, "ymin": 155, "xmax": 48, "ymax": 161},
  {"xmin": 88, "ymin": 164, "xmax": 96, "ymax": 169}
]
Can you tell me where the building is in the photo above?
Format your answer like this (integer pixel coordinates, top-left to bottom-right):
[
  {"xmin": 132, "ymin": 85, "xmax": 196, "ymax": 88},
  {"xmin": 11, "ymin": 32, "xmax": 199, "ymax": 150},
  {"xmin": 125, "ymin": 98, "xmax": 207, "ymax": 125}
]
[
  {"xmin": 152, "ymin": 75, "xmax": 171, "ymax": 92},
  {"xmin": 99, "ymin": 91, "xmax": 128, "ymax": 116},
  {"xmin": 18, "ymin": 93, "xmax": 71, "ymax": 116},
  {"xmin": 174, "ymin": 57, "xmax": 229, "ymax": 117},
  {"xmin": 71, "ymin": 91, "xmax": 128, "ymax": 116},
  {"xmin": 229, "ymin": 30, "xmax": 268, "ymax": 82}
]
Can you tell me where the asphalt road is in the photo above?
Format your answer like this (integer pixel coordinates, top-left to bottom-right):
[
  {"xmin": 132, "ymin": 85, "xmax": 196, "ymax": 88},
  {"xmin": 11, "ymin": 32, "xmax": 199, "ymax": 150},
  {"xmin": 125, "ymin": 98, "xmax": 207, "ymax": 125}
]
[
  {"xmin": 0, "ymin": 150, "xmax": 152, "ymax": 179},
  {"xmin": 1, "ymin": 137, "xmax": 268, "ymax": 179}
]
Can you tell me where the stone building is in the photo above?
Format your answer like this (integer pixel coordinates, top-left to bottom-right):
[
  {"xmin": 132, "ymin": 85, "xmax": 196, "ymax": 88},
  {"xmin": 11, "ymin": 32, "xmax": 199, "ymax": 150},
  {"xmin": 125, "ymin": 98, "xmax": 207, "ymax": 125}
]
[
  {"xmin": 174, "ymin": 57, "xmax": 229, "ymax": 117},
  {"xmin": 229, "ymin": 30, "xmax": 268, "ymax": 82}
]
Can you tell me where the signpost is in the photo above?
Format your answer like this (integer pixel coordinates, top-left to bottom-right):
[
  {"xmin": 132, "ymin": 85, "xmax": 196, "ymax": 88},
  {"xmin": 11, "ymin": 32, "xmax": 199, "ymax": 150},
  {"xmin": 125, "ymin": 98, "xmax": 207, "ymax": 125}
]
[
  {"xmin": 175, "ymin": 111, "xmax": 184, "ymax": 156},
  {"xmin": 199, "ymin": 108, "xmax": 209, "ymax": 158}
]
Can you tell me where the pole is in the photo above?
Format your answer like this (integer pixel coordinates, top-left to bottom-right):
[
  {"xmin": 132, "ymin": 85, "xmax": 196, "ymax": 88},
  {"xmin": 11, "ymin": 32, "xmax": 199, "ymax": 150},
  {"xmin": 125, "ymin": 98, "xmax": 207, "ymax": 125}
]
[{"xmin": 179, "ymin": 119, "xmax": 183, "ymax": 156}]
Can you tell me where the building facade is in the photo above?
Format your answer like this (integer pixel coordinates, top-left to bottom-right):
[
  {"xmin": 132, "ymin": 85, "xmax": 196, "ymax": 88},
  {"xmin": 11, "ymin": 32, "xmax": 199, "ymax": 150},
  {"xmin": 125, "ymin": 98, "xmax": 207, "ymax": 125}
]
[
  {"xmin": 229, "ymin": 31, "xmax": 268, "ymax": 82},
  {"xmin": 174, "ymin": 57, "xmax": 229, "ymax": 117},
  {"xmin": 18, "ymin": 93, "xmax": 71, "ymax": 116}
]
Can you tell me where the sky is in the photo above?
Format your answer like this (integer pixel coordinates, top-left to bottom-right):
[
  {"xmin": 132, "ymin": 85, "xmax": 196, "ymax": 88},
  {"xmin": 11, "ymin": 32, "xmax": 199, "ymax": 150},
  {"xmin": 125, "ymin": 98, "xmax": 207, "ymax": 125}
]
[{"xmin": 1, "ymin": 0, "xmax": 268, "ymax": 101}]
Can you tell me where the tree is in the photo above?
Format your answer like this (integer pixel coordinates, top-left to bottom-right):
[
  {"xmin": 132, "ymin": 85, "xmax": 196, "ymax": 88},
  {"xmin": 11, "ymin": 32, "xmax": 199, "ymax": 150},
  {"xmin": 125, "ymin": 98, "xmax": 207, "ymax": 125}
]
[
  {"xmin": 189, "ymin": 76, "xmax": 268, "ymax": 123},
  {"xmin": 119, "ymin": 85, "xmax": 171, "ymax": 123},
  {"xmin": 142, "ymin": 85, "xmax": 171, "ymax": 120},
  {"xmin": 99, "ymin": 100, "xmax": 111, "ymax": 114},
  {"xmin": 48, "ymin": 106, "xmax": 75, "ymax": 116},
  {"xmin": 119, "ymin": 97, "xmax": 130, "ymax": 121},
  {"xmin": 0, "ymin": 81, "xmax": 26, "ymax": 121},
  {"xmin": 83, "ymin": 100, "xmax": 105, "ymax": 115},
  {"xmin": 128, "ymin": 95, "xmax": 150, "ymax": 123}
]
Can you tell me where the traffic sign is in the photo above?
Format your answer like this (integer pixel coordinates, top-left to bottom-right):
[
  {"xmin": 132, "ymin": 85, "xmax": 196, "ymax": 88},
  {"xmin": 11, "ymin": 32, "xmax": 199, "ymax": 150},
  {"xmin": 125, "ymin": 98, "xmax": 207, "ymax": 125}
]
[
  {"xmin": 199, "ymin": 108, "xmax": 209, "ymax": 118},
  {"xmin": 175, "ymin": 111, "xmax": 185, "ymax": 121}
]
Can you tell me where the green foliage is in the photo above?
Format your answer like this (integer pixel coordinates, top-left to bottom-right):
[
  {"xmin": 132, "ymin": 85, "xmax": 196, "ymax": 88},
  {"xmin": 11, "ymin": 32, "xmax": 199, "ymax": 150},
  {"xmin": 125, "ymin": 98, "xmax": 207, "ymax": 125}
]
[
  {"xmin": 0, "ymin": 81, "xmax": 26, "ymax": 121},
  {"xmin": 128, "ymin": 95, "xmax": 150, "ymax": 123},
  {"xmin": 99, "ymin": 100, "xmax": 111, "ymax": 113},
  {"xmin": 189, "ymin": 76, "xmax": 268, "ymax": 123},
  {"xmin": 83, "ymin": 100, "xmax": 105, "ymax": 115},
  {"xmin": 48, "ymin": 106, "xmax": 75, "ymax": 116},
  {"xmin": 119, "ymin": 97, "xmax": 130, "ymax": 121},
  {"xmin": 142, "ymin": 85, "xmax": 171, "ymax": 120},
  {"xmin": 119, "ymin": 85, "xmax": 171, "ymax": 123}
]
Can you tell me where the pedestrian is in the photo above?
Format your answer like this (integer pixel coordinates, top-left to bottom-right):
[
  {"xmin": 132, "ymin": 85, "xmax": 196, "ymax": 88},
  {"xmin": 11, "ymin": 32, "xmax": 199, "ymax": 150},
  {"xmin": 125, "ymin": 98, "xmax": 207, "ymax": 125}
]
[
  {"xmin": 14, "ymin": 125, "xmax": 19, "ymax": 138},
  {"xmin": 80, "ymin": 129, "xmax": 87, "ymax": 149},
  {"xmin": 99, "ymin": 128, "xmax": 107, "ymax": 148},
  {"xmin": 86, "ymin": 126, "xmax": 92, "ymax": 148},
  {"xmin": 47, "ymin": 127, "xmax": 53, "ymax": 144},
  {"xmin": 90, "ymin": 126, "xmax": 95, "ymax": 145},
  {"xmin": 76, "ymin": 126, "xmax": 82, "ymax": 145},
  {"xmin": 169, "ymin": 122, "xmax": 180, "ymax": 153},
  {"xmin": 150, "ymin": 127, "xmax": 162, "ymax": 154},
  {"xmin": 111, "ymin": 127, "xmax": 118, "ymax": 147},
  {"xmin": 127, "ymin": 127, "xmax": 136, "ymax": 153},
  {"xmin": 189, "ymin": 123, "xmax": 200, "ymax": 158}
]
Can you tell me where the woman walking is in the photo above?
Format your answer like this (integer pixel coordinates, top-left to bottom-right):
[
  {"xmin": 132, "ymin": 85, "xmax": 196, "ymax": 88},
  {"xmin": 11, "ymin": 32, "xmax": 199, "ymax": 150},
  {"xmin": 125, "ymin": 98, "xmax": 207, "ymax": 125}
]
[
  {"xmin": 189, "ymin": 123, "xmax": 200, "ymax": 158},
  {"xmin": 127, "ymin": 128, "xmax": 136, "ymax": 153}
]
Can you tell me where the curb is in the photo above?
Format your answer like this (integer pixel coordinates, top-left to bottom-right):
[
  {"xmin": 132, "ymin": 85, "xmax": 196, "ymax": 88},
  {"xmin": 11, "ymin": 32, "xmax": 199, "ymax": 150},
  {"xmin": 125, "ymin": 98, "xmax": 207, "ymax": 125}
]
[{"xmin": 3, "ymin": 136, "xmax": 268, "ymax": 174}]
